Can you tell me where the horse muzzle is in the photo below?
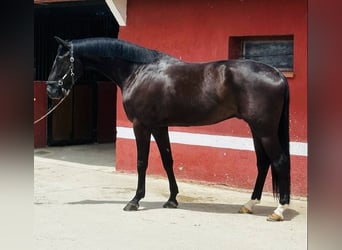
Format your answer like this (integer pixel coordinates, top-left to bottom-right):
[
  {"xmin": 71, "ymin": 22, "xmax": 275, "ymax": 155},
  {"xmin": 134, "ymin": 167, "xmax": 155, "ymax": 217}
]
[{"xmin": 46, "ymin": 84, "xmax": 67, "ymax": 99}]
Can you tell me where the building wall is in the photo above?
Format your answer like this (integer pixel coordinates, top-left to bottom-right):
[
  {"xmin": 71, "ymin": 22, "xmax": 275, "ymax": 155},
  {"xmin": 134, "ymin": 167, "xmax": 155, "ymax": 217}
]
[
  {"xmin": 116, "ymin": 0, "xmax": 307, "ymax": 196},
  {"xmin": 34, "ymin": 82, "xmax": 48, "ymax": 147}
]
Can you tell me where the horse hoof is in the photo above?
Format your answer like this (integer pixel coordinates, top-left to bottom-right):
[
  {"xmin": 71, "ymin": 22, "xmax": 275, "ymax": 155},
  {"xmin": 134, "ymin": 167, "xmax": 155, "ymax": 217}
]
[
  {"xmin": 238, "ymin": 206, "xmax": 252, "ymax": 214},
  {"xmin": 267, "ymin": 213, "xmax": 284, "ymax": 222},
  {"xmin": 163, "ymin": 200, "xmax": 178, "ymax": 208},
  {"xmin": 123, "ymin": 202, "xmax": 139, "ymax": 211}
]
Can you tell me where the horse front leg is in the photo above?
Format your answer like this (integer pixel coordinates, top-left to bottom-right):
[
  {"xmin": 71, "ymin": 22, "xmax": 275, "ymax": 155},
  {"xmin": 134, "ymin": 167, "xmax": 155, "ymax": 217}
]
[
  {"xmin": 123, "ymin": 123, "xmax": 151, "ymax": 211},
  {"xmin": 152, "ymin": 127, "xmax": 179, "ymax": 208}
]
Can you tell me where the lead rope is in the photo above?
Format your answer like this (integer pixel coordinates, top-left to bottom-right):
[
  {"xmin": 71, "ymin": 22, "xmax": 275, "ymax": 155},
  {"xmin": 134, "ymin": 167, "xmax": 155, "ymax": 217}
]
[{"xmin": 33, "ymin": 90, "xmax": 70, "ymax": 124}]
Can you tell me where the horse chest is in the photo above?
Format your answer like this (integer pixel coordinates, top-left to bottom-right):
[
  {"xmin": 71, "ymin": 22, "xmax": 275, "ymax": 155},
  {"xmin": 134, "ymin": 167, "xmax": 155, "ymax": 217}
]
[{"xmin": 121, "ymin": 86, "xmax": 165, "ymax": 125}]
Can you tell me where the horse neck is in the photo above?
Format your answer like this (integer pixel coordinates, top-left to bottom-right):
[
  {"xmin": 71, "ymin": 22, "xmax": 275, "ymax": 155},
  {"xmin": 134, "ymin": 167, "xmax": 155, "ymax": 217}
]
[{"xmin": 79, "ymin": 56, "xmax": 137, "ymax": 88}]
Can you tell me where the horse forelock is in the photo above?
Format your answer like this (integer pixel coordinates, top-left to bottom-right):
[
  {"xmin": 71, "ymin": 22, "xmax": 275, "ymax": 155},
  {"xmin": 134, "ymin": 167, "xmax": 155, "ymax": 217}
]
[{"xmin": 72, "ymin": 38, "xmax": 161, "ymax": 63}]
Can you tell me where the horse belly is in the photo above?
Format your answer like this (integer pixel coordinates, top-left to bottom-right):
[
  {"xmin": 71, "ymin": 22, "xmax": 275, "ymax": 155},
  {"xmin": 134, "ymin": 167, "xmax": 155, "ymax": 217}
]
[{"xmin": 164, "ymin": 99, "xmax": 236, "ymax": 126}]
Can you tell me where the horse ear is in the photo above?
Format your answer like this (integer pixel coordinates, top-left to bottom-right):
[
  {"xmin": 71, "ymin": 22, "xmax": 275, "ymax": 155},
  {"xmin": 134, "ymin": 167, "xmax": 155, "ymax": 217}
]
[{"xmin": 54, "ymin": 36, "xmax": 70, "ymax": 49}]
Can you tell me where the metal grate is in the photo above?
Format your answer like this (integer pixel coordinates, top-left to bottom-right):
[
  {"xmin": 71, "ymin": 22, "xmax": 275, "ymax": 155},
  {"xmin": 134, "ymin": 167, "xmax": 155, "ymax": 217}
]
[{"xmin": 34, "ymin": 1, "xmax": 119, "ymax": 81}]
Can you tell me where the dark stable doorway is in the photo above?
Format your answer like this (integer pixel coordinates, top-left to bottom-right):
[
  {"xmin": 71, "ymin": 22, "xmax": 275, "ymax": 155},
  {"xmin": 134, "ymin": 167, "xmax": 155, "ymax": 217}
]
[{"xmin": 34, "ymin": 1, "xmax": 119, "ymax": 146}]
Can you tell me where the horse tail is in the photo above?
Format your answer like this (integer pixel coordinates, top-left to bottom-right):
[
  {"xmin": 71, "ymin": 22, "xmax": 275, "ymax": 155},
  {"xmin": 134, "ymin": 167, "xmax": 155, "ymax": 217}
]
[
  {"xmin": 279, "ymin": 79, "xmax": 290, "ymax": 158},
  {"xmin": 271, "ymin": 77, "xmax": 291, "ymax": 201}
]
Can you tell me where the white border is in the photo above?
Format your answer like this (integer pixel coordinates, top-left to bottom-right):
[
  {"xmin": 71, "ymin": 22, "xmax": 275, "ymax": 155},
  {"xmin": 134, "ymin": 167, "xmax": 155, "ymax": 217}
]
[
  {"xmin": 105, "ymin": 0, "xmax": 127, "ymax": 26},
  {"xmin": 117, "ymin": 126, "xmax": 307, "ymax": 157}
]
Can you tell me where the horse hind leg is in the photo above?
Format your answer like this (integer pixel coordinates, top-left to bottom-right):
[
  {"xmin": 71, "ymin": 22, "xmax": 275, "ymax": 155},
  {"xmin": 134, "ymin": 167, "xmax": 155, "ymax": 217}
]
[
  {"xmin": 152, "ymin": 127, "xmax": 179, "ymax": 208},
  {"xmin": 260, "ymin": 135, "xmax": 290, "ymax": 221},
  {"xmin": 239, "ymin": 133, "xmax": 270, "ymax": 214}
]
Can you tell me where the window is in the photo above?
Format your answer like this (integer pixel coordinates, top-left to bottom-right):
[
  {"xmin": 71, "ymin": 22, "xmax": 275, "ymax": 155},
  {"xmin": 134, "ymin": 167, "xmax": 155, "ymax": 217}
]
[{"xmin": 229, "ymin": 35, "xmax": 294, "ymax": 77}]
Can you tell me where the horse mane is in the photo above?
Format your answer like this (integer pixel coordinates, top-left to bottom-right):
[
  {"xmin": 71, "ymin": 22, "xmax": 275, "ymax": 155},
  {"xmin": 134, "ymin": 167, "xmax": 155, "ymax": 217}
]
[{"xmin": 73, "ymin": 37, "xmax": 162, "ymax": 63}]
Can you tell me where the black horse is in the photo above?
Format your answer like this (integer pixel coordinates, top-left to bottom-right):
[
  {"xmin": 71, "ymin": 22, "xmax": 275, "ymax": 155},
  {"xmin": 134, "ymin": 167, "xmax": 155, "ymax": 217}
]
[{"xmin": 47, "ymin": 37, "xmax": 290, "ymax": 221}]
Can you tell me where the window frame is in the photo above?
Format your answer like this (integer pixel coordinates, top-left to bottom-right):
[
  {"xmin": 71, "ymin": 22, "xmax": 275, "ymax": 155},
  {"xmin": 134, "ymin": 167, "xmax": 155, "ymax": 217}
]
[{"xmin": 229, "ymin": 35, "xmax": 294, "ymax": 78}]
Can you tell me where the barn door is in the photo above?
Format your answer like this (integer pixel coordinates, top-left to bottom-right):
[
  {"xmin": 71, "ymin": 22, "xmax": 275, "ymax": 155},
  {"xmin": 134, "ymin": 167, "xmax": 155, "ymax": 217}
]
[{"xmin": 48, "ymin": 83, "xmax": 96, "ymax": 145}]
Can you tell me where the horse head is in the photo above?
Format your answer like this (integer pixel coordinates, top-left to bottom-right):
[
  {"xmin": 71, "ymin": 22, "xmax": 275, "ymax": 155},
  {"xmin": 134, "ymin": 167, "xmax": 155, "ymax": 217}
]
[{"xmin": 46, "ymin": 36, "xmax": 83, "ymax": 99}]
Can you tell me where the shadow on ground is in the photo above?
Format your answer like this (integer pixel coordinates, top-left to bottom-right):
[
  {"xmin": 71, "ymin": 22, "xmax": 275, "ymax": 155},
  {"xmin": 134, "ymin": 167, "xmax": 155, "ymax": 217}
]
[
  {"xmin": 34, "ymin": 143, "xmax": 115, "ymax": 167},
  {"xmin": 65, "ymin": 199, "xmax": 299, "ymax": 221}
]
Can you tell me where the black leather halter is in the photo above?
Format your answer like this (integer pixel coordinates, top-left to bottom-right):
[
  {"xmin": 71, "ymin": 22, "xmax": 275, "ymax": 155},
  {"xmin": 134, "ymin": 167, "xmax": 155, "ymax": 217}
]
[
  {"xmin": 46, "ymin": 43, "xmax": 75, "ymax": 95},
  {"xmin": 34, "ymin": 44, "xmax": 75, "ymax": 124}
]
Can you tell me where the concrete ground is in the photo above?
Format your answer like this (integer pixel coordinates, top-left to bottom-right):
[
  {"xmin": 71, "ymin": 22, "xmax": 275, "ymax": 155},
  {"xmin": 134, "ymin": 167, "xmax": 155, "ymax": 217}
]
[{"xmin": 34, "ymin": 143, "xmax": 307, "ymax": 250}]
